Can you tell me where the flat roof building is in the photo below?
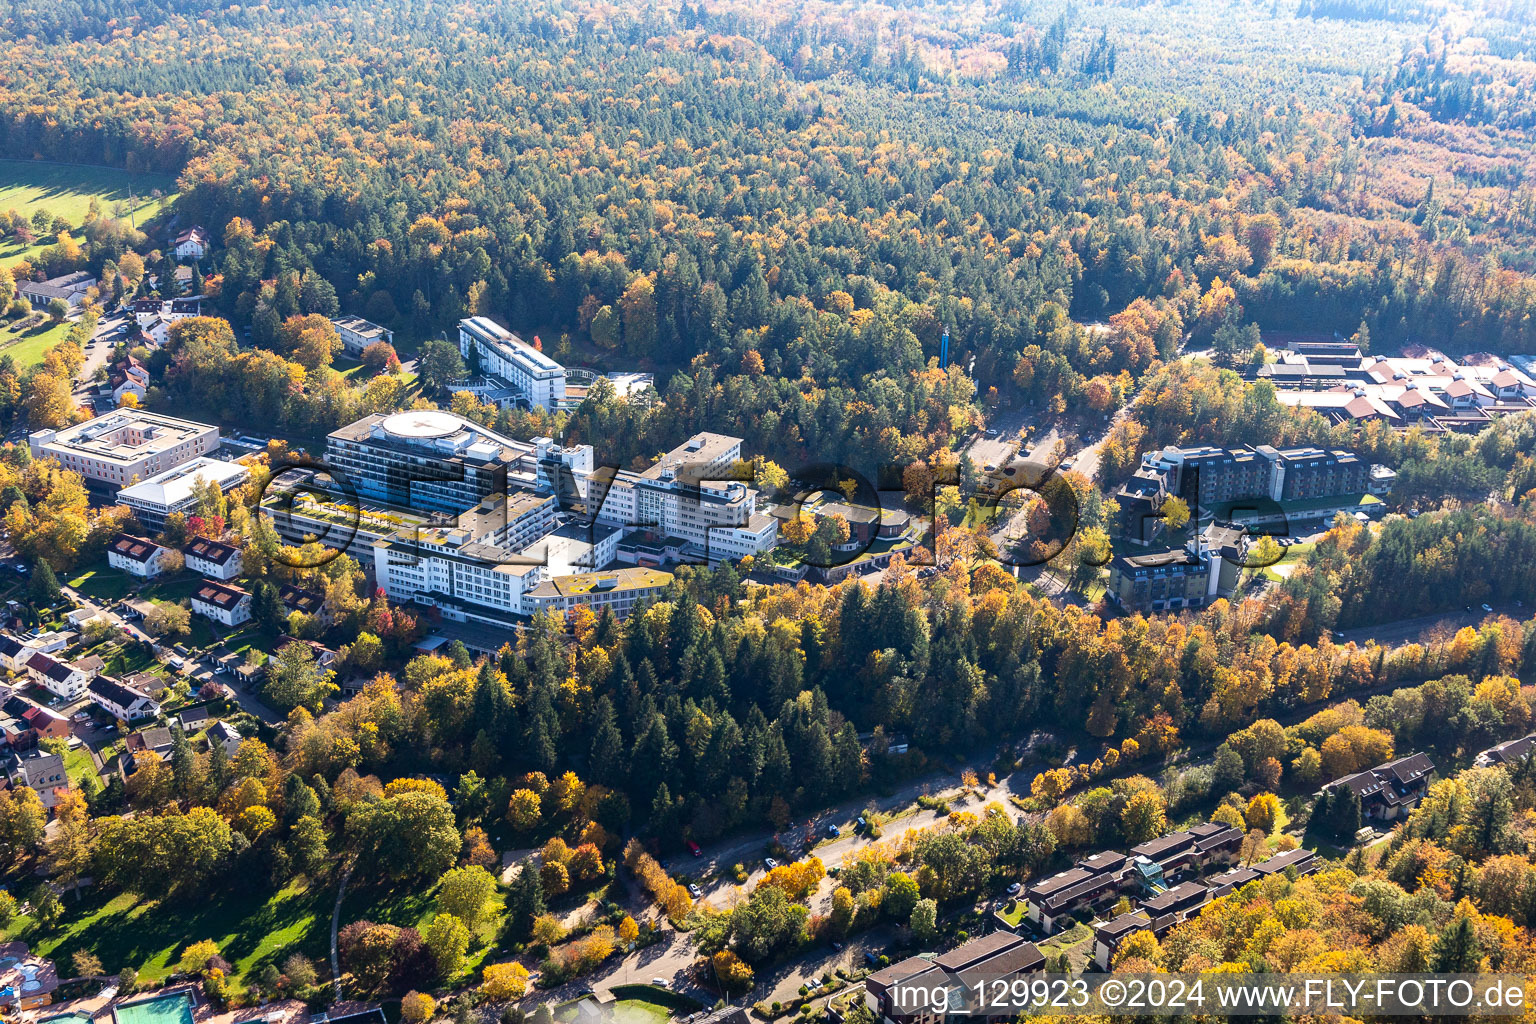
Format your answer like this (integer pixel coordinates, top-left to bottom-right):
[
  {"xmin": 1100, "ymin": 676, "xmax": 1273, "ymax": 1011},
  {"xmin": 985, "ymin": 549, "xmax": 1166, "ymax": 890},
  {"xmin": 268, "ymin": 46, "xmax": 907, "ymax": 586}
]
[
  {"xmin": 331, "ymin": 316, "xmax": 394, "ymax": 356},
  {"xmin": 32, "ymin": 411, "xmax": 220, "ymax": 491},
  {"xmin": 326, "ymin": 410, "xmax": 537, "ymax": 513},
  {"xmin": 117, "ymin": 457, "xmax": 249, "ymax": 530},
  {"xmin": 523, "ymin": 567, "xmax": 674, "ymax": 619},
  {"xmin": 458, "ymin": 316, "xmax": 566, "ymax": 412}
]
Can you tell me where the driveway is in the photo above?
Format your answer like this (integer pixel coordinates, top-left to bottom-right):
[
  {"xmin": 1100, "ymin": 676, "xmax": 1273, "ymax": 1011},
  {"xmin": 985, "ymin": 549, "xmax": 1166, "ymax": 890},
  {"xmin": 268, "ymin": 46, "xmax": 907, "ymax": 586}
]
[{"xmin": 72, "ymin": 312, "xmax": 128, "ymax": 402}]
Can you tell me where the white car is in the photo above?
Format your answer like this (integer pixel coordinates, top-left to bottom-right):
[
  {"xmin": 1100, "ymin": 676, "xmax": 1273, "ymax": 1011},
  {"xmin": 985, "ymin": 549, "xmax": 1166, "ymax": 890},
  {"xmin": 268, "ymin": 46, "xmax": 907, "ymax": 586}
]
[{"xmin": 764, "ymin": 858, "xmax": 779, "ymax": 870}]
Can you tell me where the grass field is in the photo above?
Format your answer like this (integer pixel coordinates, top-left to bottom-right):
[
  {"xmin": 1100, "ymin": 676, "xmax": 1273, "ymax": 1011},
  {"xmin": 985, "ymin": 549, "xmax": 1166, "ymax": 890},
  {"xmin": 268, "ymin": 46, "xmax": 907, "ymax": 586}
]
[
  {"xmin": 67, "ymin": 561, "xmax": 133, "ymax": 602},
  {"xmin": 1261, "ymin": 541, "xmax": 1316, "ymax": 582},
  {"xmin": 0, "ymin": 159, "xmax": 175, "ymax": 268},
  {"xmin": 4, "ymin": 879, "xmax": 332, "ymax": 990},
  {"xmin": 0, "ymin": 318, "xmax": 71, "ymax": 368}
]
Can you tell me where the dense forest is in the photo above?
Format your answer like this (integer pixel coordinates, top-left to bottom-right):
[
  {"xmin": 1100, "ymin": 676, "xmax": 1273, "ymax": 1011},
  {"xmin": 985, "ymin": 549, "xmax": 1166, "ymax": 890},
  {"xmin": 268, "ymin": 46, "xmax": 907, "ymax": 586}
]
[{"xmin": 2, "ymin": 0, "xmax": 1536, "ymax": 471}]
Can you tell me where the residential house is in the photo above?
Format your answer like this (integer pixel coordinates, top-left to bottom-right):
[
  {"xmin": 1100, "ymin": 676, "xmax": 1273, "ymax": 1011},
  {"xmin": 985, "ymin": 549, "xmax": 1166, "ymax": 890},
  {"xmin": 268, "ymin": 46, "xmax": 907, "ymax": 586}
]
[
  {"xmin": 1477, "ymin": 734, "xmax": 1536, "ymax": 767},
  {"xmin": 1136, "ymin": 880, "xmax": 1212, "ymax": 934},
  {"xmin": 0, "ymin": 635, "xmax": 35, "ymax": 673},
  {"xmin": 65, "ymin": 607, "xmax": 102, "ymax": 630},
  {"xmin": 174, "ymin": 226, "xmax": 210, "ymax": 260},
  {"xmin": 932, "ymin": 932, "xmax": 1045, "ymax": 1018},
  {"xmin": 278, "ymin": 584, "xmax": 327, "ymax": 623},
  {"xmin": 88, "ymin": 676, "xmax": 161, "ymax": 721},
  {"xmin": 140, "ymin": 316, "xmax": 172, "ymax": 349},
  {"xmin": 1128, "ymin": 821, "xmax": 1243, "ymax": 879},
  {"xmin": 112, "ymin": 360, "xmax": 151, "ymax": 407},
  {"xmin": 107, "ymin": 534, "xmax": 169, "ymax": 578},
  {"xmin": 1093, "ymin": 911, "xmax": 1154, "ymax": 969},
  {"xmin": 130, "ymin": 298, "xmax": 165, "ymax": 328},
  {"xmin": 1251, "ymin": 848, "xmax": 1320, "ymax": 878},
  {"xmin": 18, "ymin": 752, "xmax": 69, "ymax": 812},
  {"xmin": 1327, "ymin": 753, "xmax": 1435, "ymax": 821},
  {"xmin": 276, "ymin": 636, "xmax": 338, "ymax": 669},
  {"xmin": 20, "ymin": 705, "xmax": 69, "ymax": 742},
  {"xmin": 864, "ymin": 932, "xmax": 1044, "ymax": 1024},
  {"xmin": 190, "ymin": 580, "xmax": 252, "ymax": 627},
  {"xmin": 183, "ymin": 537, "xmax": 242, "ymax": 580},
  {"xmin": 1205, "ymin": 849, "xmax": 1321, "ymax": 896},
  {"xmin": 24, "ymin": 653, "xmax": 90, "ymax": 700},
  {"xmin": 1023, "ymin": 852, "xmax": 1128, "ymax": 933},
  {"xmin": 208, "ymin": 719, "xmax": 241, "ymax": 756},
  {"xmin": 178, "ymin": 705, "xmax": 211, "ymax": 732},
  {"xmin": 864, "ymin": 956, "xmax": 945, "ymax": 1024},
  {"xmin": 126, "ymin": 726, "xmax": 175, "ymax": 762}
]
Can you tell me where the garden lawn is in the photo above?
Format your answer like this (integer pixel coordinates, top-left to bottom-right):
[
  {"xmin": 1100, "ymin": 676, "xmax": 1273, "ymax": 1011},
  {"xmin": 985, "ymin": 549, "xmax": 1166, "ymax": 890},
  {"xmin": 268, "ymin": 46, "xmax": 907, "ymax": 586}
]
[
  {"xmin": 67, "ymin": 561, "xmax": 132, "ymax": 602},
  {"xmin": 62, "ymin": 746, "xmax": 100, "ymax": 790},
  {"xmin": 3, "ymin": 879, "xmax": 331, "ymax": 990},
  {"xmin": 0, "ymin": 318, "xmax": 71, "ymax": 369},
  {"xmin": 611, "ymin": 1000, "xmax": 674, "ymax": 1024}
]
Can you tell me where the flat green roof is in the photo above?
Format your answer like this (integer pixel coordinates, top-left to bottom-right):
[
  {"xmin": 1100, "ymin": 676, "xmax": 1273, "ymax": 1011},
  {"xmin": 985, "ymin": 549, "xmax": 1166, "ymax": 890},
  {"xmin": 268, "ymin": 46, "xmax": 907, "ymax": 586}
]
[{"xmin": 1207, "ymin": 492, "xmax": 1381, "ymax": 519}]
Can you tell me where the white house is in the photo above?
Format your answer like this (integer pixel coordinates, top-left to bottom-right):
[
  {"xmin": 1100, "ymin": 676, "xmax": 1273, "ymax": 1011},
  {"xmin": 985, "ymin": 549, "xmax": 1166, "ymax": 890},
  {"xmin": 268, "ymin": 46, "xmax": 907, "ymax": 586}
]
[
  {"xmin": 182, "ymin": 537, "xmax": 242, "ymax": 580},
  {"xmin": 190, "ymin": 580, "xmax": 252, "ymax": 627},
  {"xmin": 87, "ymin": 675, "xmax": 161, "ymax": 721},
  {"xmin": 24, "ymin": 653, "xmax": 90, "ymax": 700},
  {"xmin": 107, "ymin": 534, "xmax": 168, "ymax": 578},
  {"xmin": 173, "ymin": 226, "xmax": 209, "ymax": 260},
  {"xmin": 0, "ymin": 635, "xmax": 35, "ymax": 673},
  {"xmin": 19, "ymin": 272, "xmax": 95, "ymax": 312},
  {"xmin": 18, "ymin": 752, "xmax": 69, "ymax": 812},
  {"xmin": 141, "ymin": 316, "xmax": 172, "ymax": 349},
  {"xmin": 112, "ymin": 371, "xmax": 149, "ymax": 407},
  {"xmin": 331, "ymin": 316, "xmax": 394, "ymax": 357}
]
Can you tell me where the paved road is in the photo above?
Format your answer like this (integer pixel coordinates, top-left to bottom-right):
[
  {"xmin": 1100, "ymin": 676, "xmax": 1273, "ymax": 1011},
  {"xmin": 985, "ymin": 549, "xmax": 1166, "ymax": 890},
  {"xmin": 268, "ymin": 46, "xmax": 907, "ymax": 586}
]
[
  {"xmin": 1338, "ymin": 602, "xmax": 1526, "ymax": 651},
  {"xmin": 72, "ymin": 312, "xmax": 128, "ymax": 405}
]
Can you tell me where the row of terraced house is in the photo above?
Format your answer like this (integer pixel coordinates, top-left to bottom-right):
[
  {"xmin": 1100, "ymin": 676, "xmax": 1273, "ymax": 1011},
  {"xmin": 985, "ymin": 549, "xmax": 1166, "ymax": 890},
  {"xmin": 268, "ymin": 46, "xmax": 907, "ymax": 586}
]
[
  {"xmin": 1090, "ymin": 848, "xmax": 1322, "ymax": 969},
  {"xmin": 1018, "ymin": 821, "xmax": 1245, "ymax": 935}
]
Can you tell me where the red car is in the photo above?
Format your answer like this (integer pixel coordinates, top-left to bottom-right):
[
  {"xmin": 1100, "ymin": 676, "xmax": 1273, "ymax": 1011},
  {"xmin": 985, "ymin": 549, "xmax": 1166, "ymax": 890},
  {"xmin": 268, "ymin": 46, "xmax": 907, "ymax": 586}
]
[{"xmin": 687, "ymin": 840, "xmax": 702, "ymax": 857}]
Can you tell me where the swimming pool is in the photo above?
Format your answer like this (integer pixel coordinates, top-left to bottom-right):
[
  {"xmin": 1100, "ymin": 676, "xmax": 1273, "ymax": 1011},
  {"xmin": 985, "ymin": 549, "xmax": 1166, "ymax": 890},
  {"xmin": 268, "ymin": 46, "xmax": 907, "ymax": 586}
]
[
  {"xmin": 113, "ymin": 992, "xmax": 194, "ymax": 1024},
  {"xmin": 41, "ymin": 1014, "xmax": 95, "ymax": 1024}
]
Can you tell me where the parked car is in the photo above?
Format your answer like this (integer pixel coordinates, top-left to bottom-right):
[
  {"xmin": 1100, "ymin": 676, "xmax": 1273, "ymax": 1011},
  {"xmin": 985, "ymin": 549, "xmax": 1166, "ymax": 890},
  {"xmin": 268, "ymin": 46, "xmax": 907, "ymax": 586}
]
[
  {"xmin": 687, "ymin": 840, "xmax": 702, "ymax": 857},
  {"xmin": 1007, "ymin": 882, "xmax": 1022, "ymax": 895},
  {"xmin": 826, "ymin": 825, "xmax": 840, "ymax": 837},
  {"xmin": 650, "ymin": 978, "xmax": 668, "ymax": 988},
  {"xmin": 764, "ymin": 857, "xmax": 779, "ymax": 870},
  {"xmin": 687, "ymin": 884, "xmax": 702, "ymax": 898}
]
